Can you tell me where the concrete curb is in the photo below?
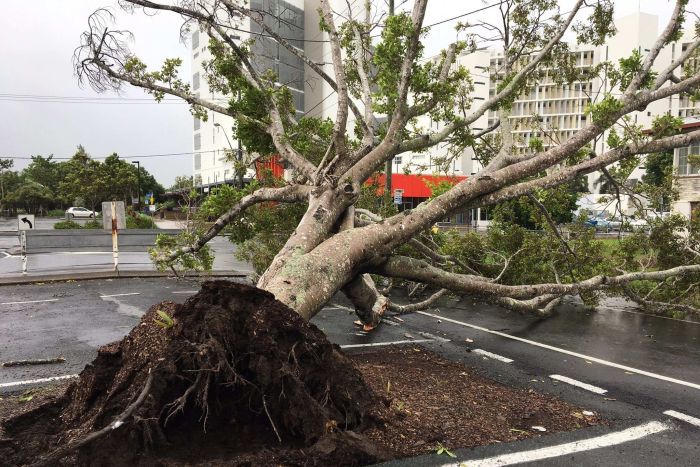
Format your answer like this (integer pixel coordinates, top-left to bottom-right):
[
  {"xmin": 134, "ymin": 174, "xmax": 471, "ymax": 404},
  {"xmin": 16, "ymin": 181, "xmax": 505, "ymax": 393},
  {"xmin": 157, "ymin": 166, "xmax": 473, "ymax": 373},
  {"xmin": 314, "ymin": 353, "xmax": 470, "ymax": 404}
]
[{"xmin": 0, "ymin": 270, "xmax": 250, "ymax": 286}]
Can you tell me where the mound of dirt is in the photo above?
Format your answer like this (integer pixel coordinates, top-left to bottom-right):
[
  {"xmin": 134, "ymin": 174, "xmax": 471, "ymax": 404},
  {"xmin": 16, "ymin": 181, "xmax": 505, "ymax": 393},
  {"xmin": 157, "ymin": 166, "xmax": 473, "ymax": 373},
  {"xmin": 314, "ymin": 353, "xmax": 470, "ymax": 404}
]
[{"xmin": 1, "ymin": 281, "xmax": 388, "ymax": 466}]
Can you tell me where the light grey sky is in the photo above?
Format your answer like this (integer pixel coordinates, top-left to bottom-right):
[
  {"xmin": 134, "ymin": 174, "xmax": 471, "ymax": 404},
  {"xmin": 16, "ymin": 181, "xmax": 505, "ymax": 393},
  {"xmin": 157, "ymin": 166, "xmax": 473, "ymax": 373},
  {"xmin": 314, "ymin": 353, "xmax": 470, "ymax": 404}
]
[{"xmin": 0, "ymin": 1, "xmax": 694, "ymax": 187}]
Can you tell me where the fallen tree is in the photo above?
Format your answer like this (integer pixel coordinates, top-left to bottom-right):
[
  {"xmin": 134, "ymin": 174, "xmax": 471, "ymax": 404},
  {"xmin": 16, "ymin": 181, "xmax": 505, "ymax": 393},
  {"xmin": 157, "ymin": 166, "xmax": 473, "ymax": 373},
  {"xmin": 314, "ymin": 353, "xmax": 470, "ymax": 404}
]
[
  {"xmin": 75, "ymin": 0, "xmax": 700, "ymax": 323},
  {"xmin": 6, "ymin": 0, "xmax": 699, "ymax": 463}
]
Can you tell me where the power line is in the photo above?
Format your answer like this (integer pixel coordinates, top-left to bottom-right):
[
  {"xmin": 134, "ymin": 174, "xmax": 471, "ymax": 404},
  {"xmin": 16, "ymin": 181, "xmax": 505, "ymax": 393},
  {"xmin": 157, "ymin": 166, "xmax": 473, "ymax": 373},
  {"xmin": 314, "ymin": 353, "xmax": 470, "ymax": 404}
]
[
  {"xmin": 422, "ymin": 1, "xmax": 505, "ymax": 29},
  {"xmin": 1, "ymin": 150, "xmax": 219, "ymax": 161},
  {"xmin": 0, "ymin": 93, "xmax": 230, "ymax": 105}
]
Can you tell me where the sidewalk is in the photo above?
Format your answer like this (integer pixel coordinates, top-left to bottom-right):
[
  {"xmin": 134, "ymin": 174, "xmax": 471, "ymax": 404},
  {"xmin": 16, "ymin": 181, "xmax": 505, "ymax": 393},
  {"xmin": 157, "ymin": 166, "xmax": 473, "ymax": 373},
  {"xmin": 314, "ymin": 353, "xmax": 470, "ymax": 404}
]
[{"xmin": 153, "ymin": 218, "xmax": 183, "ymax": 229}]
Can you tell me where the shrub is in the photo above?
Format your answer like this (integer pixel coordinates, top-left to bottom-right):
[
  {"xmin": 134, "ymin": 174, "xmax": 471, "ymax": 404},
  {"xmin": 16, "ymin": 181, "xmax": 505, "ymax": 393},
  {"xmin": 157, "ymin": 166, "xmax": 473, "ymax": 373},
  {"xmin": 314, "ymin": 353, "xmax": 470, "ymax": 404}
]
[
  {"xmin": 126, "ymin": 214, "xmax": 157, "ymax": 229},
  {"xmin": 53, "ymin": 220, "xmax": 82, "ymax": 229},
  {"xmin": 83, "ymin": 220, "xmax": 102, "ymax": 229},
  {"xmin": 47, "ymin": 209, "xmax": 66, "ymax": 217}
]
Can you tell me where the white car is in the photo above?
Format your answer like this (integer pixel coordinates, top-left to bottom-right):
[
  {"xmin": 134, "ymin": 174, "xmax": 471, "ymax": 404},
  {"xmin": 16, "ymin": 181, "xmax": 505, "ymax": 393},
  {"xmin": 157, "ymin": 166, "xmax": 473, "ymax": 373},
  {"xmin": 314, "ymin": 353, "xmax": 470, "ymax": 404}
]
[{"xmin": 65, "ymin": 207, "xmax": 96, "ymax": 218}]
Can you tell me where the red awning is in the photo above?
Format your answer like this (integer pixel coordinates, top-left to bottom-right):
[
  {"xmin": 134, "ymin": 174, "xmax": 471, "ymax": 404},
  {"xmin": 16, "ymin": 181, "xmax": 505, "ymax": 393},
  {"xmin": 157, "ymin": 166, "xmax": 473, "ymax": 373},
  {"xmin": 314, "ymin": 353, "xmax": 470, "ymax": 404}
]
[{"xmin": 367, "ymin": 173, "xmax": 466, "ymax": 198}]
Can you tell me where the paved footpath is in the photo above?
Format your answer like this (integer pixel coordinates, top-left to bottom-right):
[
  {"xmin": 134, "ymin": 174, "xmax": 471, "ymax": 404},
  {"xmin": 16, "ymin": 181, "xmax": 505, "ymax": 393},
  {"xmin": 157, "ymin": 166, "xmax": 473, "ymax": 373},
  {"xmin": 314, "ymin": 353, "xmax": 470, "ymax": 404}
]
[{"xmin": 0, "ymin": 278, "xmax": 699, "ymax": 466}]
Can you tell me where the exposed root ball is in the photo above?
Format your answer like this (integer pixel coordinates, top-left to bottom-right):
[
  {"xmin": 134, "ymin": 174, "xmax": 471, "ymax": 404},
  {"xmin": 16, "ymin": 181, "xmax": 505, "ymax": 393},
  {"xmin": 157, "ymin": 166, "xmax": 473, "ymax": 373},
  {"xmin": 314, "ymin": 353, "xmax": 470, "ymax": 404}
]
[{"xmin": 2, "ymin": 281, "xmax": 387, "ymax": 466}]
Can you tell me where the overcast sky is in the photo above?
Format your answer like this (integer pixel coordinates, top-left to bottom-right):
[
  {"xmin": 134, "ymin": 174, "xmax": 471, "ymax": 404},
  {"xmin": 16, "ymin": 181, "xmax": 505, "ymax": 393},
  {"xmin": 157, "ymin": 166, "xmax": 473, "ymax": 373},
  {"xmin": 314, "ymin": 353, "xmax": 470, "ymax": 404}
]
[{"xmin": 0, "ymin": 0, "xmax": 695, "ymax": 187}]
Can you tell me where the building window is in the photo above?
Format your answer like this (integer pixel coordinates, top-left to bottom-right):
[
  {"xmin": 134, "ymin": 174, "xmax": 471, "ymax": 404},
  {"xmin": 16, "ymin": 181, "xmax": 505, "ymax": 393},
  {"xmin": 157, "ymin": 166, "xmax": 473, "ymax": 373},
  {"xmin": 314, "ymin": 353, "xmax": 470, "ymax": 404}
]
[
  {"xmin": 193, "ymin": 116, "xmax": 200, "ymax": 131},
  {"xmin": 194, "ymin": 153, "xmax": 201, "ymax": 170},
  {"xmin": 678, "ymin": 145, "xmax": 700, "ymax": 175},
  {"xmin": 192, "ymin": 30, "xmax": 199, "ymax": 49},
  {"xmin": 193, "ymin": 72, "xmax": 200, "ymax": 91},
  {"xmin": 194, "ymin": 133, "xmax": 201, "ymax": 150},
  {"xmin": 394, "ymin": 156, "xmax": 402, "ymax": 165}
]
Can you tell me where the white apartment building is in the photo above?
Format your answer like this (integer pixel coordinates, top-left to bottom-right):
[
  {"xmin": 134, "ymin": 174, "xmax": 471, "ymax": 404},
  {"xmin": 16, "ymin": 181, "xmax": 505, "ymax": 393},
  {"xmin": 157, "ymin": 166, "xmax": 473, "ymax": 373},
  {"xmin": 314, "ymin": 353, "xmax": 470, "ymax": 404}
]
[{"xmin": 395, "ymin": 13, "xmax": 700, "ymax": 216}]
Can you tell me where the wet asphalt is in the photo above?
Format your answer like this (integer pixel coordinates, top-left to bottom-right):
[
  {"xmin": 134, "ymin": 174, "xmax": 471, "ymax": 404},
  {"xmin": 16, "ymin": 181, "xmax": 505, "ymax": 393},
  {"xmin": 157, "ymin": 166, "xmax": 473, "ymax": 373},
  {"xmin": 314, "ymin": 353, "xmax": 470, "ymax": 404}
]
[{"xmin": 0, "ymin": 277, "xmax": 699, "ymax": 465}]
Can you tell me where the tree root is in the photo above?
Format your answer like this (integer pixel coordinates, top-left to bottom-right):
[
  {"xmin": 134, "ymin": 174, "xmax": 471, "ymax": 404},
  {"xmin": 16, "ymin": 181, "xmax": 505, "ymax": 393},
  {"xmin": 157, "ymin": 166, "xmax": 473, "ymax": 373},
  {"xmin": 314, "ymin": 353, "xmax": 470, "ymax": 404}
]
[{"xmin": 31, "ymin": 370, "xmax": 154, "ymax": 467}]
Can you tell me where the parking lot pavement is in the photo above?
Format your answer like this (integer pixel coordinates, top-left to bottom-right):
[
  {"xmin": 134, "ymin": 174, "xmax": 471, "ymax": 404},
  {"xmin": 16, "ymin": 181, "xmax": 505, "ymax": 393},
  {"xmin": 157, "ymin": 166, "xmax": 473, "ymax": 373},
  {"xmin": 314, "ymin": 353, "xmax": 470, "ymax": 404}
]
[{"xmin": 2, "ymin": 278, "xmax": 700, "ymax": 466}]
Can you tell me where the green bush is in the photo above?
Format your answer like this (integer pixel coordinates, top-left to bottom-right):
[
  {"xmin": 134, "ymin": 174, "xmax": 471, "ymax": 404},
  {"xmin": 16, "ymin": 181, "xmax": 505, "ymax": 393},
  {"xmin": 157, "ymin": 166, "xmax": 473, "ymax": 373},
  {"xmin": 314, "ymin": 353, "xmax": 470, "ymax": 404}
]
[
  {"xmin": 83, "ymin": 219, "xmax": 102, "ymax": 229},
  {"xmin": 53, "ymin": 220, "xmax": 82, "ymax": 229},
  {"xmin": 47, "ymin": 209, "xmax": 66, "ymax": 217},
  {"xmin": 126, "ymin": 214, "xmax": 157, "ymax": 229}
]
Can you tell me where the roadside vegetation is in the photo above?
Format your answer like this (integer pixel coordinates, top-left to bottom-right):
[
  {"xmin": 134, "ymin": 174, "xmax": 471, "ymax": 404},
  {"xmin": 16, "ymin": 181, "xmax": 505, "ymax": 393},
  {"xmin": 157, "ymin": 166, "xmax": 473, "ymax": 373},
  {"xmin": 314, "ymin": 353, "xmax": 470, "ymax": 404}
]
[{"xmin": 0, "ymin": 147, "xmax": 163, "ymax": 216}]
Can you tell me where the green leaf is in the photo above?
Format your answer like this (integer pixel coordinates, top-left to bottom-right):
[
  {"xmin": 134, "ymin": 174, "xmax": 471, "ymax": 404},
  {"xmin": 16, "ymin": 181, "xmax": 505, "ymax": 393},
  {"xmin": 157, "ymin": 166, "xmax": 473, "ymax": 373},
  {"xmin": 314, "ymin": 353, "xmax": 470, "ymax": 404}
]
[{"xmin": 153, "ymin": 310, "xmax": 174, "ymax": 329}]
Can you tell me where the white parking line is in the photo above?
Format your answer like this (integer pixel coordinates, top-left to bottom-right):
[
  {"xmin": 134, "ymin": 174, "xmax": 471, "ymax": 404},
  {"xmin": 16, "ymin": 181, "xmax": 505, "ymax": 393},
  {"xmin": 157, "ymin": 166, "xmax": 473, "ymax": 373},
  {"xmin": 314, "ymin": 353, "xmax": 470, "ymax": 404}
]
[
  {"xmin": 0, "ymin": 374, "xmax": 78, "ymax": 389},
  {"xmin": 418, "ymin": 331, "xmax": 451, "ymax": 342},
  {"xmin": 0, "ymin": 298, "xmax": 59, "ymax": 306},
  {"xmin": 472, "ymin": 348, "xmax": 514, "ymax": 363},
  {"xmin": 550, "ymin": 374, "xmax": 608, "ymax": 395},
  {"xmin": 99, "ymin": 292, "xmax": 141, "ymax": 298},
  {"xmin": 172, "ymin": 290, "xmax": 198, "ymax": 294},
  {"xmin": 340, "ymin": 339, "xmax": 432, "ymax": 348},
  {"xmin": 416, "ymin": 311, "xmax": 700, "ymax": 391},
  {"xmin": 664, "ymin": 410, "xmax": 700, "ymax": 428},
  {"xmin": 443, "ymin": 421, "xmax": 670, "ymax": 467}
]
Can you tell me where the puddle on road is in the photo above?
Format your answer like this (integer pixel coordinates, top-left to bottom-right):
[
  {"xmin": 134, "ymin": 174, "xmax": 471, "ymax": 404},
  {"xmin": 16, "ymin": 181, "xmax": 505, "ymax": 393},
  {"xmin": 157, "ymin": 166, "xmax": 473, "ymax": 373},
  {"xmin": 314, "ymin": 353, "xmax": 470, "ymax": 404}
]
[{"xmin": 100, "ymin": 296, "xmax": 145, "ymax": 318}]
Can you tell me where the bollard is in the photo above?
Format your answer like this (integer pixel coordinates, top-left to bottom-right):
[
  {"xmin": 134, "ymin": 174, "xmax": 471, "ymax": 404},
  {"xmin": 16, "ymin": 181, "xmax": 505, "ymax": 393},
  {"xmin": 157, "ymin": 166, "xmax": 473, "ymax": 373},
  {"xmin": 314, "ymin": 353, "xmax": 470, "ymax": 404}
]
[{"xmin": 111, "ymin": 201, "xmax": 119, "ymax": 271}]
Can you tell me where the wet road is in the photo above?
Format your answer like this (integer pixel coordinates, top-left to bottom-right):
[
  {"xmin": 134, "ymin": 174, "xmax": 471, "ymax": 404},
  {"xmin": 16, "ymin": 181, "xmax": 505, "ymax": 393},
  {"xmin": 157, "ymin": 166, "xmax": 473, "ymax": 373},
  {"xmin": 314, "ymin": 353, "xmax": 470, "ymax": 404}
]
[{"xmin": 0, "ymin": 278, "xmax": 699, "ymax": 465}]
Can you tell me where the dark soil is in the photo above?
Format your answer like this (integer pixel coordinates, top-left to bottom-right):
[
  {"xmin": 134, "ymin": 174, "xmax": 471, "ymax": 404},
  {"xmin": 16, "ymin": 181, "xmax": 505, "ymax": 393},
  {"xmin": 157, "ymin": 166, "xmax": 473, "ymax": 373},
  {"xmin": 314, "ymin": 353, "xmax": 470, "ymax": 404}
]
[
  {"xmin": 0, "ymin": 281, "xmax": 601, "ymax": 466},
  {"xmin": 354, "ymin": 346, "xmax": 602, "ymax": 456}
]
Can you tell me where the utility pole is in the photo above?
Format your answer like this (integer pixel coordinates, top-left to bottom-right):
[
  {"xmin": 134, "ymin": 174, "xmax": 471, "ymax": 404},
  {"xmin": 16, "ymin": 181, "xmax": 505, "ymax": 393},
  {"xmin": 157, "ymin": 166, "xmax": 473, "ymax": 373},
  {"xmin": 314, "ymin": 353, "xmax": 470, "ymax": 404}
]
[
  {"xmin": 384, "ymin": 0, "xmax": 395, "ymax": 203},
  {"xmin": 131, "ymin": 160, "xmax": 141, "ymax": 212}
]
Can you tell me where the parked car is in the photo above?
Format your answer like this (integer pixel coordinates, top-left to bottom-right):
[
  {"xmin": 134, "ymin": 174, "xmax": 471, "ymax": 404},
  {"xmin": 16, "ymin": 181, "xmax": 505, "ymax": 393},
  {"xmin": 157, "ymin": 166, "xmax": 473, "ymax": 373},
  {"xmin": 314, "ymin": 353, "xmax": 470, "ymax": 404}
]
[
  {"xmin": 65, "ymin": 207, "xmax": 96, "ymax": 218},
  {"xmin": 628, "ymin": 216, "xmax": 650, "ymax": 231},
  {"xmin": 607, "ymin": 217, "xmax": 623, "ymax": 231},
  {"xmin": 584, "ymin": 218, "xmax": 613, "ymax": 232}
]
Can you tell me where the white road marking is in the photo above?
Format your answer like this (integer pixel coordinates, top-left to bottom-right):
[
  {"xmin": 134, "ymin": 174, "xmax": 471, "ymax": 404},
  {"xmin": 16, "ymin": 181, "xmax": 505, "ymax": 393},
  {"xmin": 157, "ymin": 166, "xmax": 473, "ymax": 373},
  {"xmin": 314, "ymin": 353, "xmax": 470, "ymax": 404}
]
[
  {"xmin": 0, "ymin": 374, "xmax": 78, "ymax": 389},
  {"xmin": 381, "ymin": 318, "xmax": 399, "ymax": 326},
  {"xmin": 340, "ymin": 339, "xmax": 432, "ymax": 348},
  {"xmin": 417, "ymin": 311, "xmax": 700, "ymax": 391},
  {"xmin": 550, "ymin": 374, "xmax": 608, "ymax": 395},
  {"xmin": 99, "ymin": 292, "xmax": 141, "ymax": 298},
  {"xmin": 472, "ymin": 348, "xmax": 514, "ymax": 363},
  {"xmin": 0, "ymin": 251, "xmax": 10, "ymax": 258},
  {"xmin": 664, "ymin": 410, "xmax": 700, "ymax": 428},
  {"xmin": 0, "ymin": 298, "xmax": 59, "ymax": 305},
  {"xmin": 418, "ymin": 331, "xmax": 451, "ymax": 342},
  {"xmin": 171, "ymin": 290, "xmax": 198, "ymax": 294},
  {"xmin": 330, "ymin": 303, "xmax": 355, "ymax": 312},
  {"xmin": 443, "ymin": 421, "xmax": 670, "ymax": 467}
]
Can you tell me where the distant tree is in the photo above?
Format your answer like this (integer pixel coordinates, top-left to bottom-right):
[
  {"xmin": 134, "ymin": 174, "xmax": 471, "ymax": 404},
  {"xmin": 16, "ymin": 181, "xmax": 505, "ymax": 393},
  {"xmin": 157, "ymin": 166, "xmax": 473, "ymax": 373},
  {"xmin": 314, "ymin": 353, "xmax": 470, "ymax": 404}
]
[
  {"xmin": 59, "ymin": 146, "xmax": 108, "ymax": 214},
  {"xmin": 103, "ymin": 153, "xmax": 138, "ymax": 204},
  {"xmin": 22, "ymin": 155, "xmax": 66, "ymax": 206},
  {"xmin": 0, "ymin": 158, "xmax": 14, "ymax": 212},
  {"xmin": 170, "ymin": 175, "xmax": 194, "ymax": 191},
  {"xmin": 6, "ymin": 181, "xmax": 54, "ymax": 215}
]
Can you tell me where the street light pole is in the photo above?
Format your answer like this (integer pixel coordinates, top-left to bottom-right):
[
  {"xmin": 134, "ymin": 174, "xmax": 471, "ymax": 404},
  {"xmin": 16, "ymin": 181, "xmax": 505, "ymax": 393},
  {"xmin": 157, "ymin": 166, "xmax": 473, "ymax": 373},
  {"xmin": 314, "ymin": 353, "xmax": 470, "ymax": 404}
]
[
  {"xmin": 214, "ymin": 123, "xmax": 243, "ymax": 189},
  {"xmin": 131, "ymin": 160, "xmax": 141, "ymax": 212}
]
